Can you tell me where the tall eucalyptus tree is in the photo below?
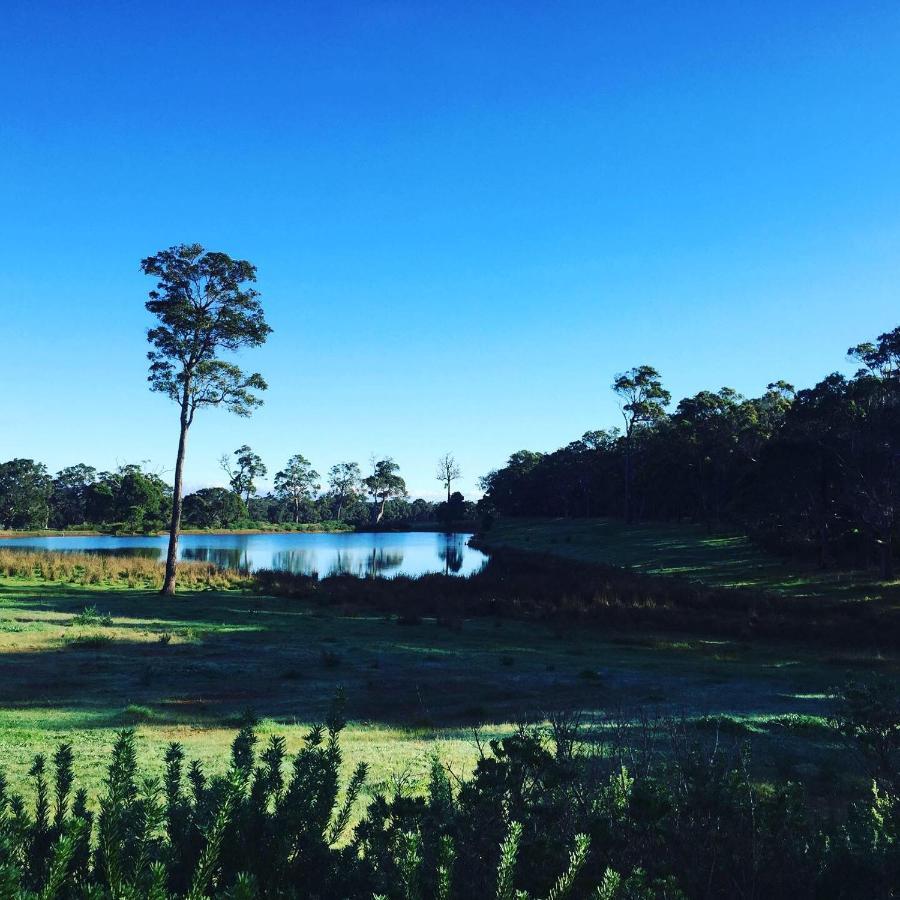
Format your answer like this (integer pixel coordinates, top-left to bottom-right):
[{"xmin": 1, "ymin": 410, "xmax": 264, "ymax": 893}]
[
  {"xmin": 612, "ymin": 365, "xmax": 670, "ymax": 522},
  {"xmin": 142, "ymin": 244, "xmax": 271, "ymax": 595}
]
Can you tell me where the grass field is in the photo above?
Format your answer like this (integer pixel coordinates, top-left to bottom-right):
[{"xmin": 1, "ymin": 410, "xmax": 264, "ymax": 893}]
[
  {"xmin": 0, "ymin": 563, "xmax": 893, "ymax": 813},
  {"xmin": 478, "ymin": 516, "xmax": 900, "ymax": 603}
]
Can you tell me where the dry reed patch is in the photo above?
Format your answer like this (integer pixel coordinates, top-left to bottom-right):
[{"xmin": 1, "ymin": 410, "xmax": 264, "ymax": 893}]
[{"xmin": 0, "ymin": 548, "xmax": 248, "ymax": 591}]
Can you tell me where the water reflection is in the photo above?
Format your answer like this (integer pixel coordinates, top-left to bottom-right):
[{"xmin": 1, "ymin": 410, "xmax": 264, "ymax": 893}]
[
  {"xmin": 438, "ymin": 533, "xmax": 465, "ymax": 574},
  {"xmin": 364, "ymin": 548, "xmax": 405, "ymax": 577},
  {"xmin": 182, "ymin": 547, "xmax": 250, "ymax": 571},
  {"xmin": 327, "ymin": 550, "xmax": 354, "ymax": 577},
  {"xmin": 0, "ymin": 531, "xmax": 487, "ymax": 578},
  {"xmin": 45, "ymin": 546, "xmax": 164, "ymax": 560},
  {"xmin": 270, "ymin": 549, "xmax": 317, "ymax": 576}
]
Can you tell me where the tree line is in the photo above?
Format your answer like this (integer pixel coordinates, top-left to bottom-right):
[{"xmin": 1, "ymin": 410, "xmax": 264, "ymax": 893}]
[
  {"xmin": 479, "ymin": 326, "xmax": 900, "ymax": 579},
  {"xmin": 0, "ymin": 452, "xmax": 475, "ymax": 533},
  {"xmin": 16, "ymin": 242, "xmax": 893, "ymax": 591}
]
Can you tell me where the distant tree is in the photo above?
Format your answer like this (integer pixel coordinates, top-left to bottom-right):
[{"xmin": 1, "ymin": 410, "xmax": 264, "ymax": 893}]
[
  {"xmin": 479, "ymin": 450, "xmax": 544, "ymax": 516},
  {"xmin": 612, "ymin": 365, "xmax": 670, "ymax": 522},
  {"xmin": 247, "ymin": 493, "xmax": 282, "ymax": 524},
  {"xmin": 363, "ymin": 458, "xmax": 407, "ymax": 525},
  {"xmin": 327, "ymin": 462, "xmax": 362, "ymax": 521},
  {"xmin": 849, "ymin": 326, "xmax": 900, "ymax": 380},
  {"xmin": 85, "ymin": 478, "xmax": 117, "ymax": 524},
  {"xmin": 220, "ymin": 445, "xmax": 267, "ymax": 506},
  {"xmin": 845, "ymin": 329, "xmax": 900, "ymax": 578},
  {"xmin": 670, "ymin": 388, "xmax": 755, "ymax": 527},
  {"xmin": 114, "ymin": 465, "xmax": 168, "ymax": 532},
  {"xmin": 437, "ymin": 490, "xmax": 467, "ymax": 525},
  {"xmin": 142, "ymin": 244, "xmax": 271, "ymax": 594},
  {"xmin": 408, "ymin": 498, "xmax": 436, "ymax": 522},
  {"xmin": 0, "ymin": 459, "xmax": 52, "ymax": 529},
  {"xmin": 183, "ymin": 487, "xmax": 246, "ymax": 529},
  {"xmin": 273, "ymin": 455, "xmax": 320, "ymax": 523},
  {"xmin": 435, "ymin": 453, "xmax": 462, "ymax": 503},
  {"xmin": 49, "ymin": 464, "xmax": 97, "ymax": 528}
]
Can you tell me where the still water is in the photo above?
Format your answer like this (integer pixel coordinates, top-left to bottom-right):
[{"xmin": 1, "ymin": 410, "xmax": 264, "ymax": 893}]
[{"xmin": 0, "ymin": 531, "xmax": 488, "ymax": 578}]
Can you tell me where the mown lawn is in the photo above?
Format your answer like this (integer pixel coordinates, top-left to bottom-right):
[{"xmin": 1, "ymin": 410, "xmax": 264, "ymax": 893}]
[
  {"xmin": 0, "ymin": 571, "xmax": 892, "ymax": 809},
  {"xmin": 478, "ymin": 517, "xmax": 900, "ymax": 603}
]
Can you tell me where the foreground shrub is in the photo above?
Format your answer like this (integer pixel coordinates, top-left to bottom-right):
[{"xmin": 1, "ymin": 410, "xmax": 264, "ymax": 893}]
[{"xmin": 0, "ymin": 686, "xmax": 897, "ymax": 898}]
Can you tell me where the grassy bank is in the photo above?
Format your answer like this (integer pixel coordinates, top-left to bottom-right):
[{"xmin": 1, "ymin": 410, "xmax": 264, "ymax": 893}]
[
  {"xmin": 0, "ymin": 568, "xmax": 891, "ymax": 808},
  {"xmin": 477, "ymin": 516, "xmax": 900, "ymax": 603},
  {"xmin": 4, "ymin": 541, "xmax": 899, "ymax": 647}
]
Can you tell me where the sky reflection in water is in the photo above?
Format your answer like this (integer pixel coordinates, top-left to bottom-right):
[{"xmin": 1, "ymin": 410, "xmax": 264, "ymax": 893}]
[{"xmin": 0, "ymin": 531, "xmax": 487, "ymax": 578}]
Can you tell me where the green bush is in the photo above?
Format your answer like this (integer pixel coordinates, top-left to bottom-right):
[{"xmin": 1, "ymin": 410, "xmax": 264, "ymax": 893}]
[
  {"xmin": 0, "ymin": 688, "xmax": 897, "ymax": 898},
  {"xmin": 72, "ymin": 605, "xmax": 113, "ymax": 627}
]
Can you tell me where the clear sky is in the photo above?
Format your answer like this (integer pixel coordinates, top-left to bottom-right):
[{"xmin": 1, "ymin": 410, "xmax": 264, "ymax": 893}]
[{"xmin": 2, "ymin": 1, "xmax": 899, "ymax": 499}]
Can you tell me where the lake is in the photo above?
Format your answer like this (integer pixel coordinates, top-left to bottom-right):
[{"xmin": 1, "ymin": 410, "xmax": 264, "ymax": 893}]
[{"xmin": 0, "ymin": 531, "xmax": 488, "ymax": 578}]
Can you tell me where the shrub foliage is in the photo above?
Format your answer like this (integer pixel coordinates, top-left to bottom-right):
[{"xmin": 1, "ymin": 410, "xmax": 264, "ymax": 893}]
[{"xmin": 0, "ymin": 687, "xmax": 897, "ymax": 898}]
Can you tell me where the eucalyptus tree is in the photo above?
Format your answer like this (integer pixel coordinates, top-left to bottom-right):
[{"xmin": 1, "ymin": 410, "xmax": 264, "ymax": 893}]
[
  {"xmin": 49, "ymin": 464, "xmax": 97, "ymax": 528},
  {"xmin": 364, "ymin": 458, "xmax": 407, "ymax": 524},
  {"xmin": 846, "ymin": 328, "xmax": 900, "ymax": 578},
  {"xmin": 435, "ymin": 452, "xmax": 461, "ymax": 503},
  {"xmin": 479, "ymin": 450, "xmax": 543, "ymax": 516},
  {"xmin": 221, "ymin": 444, "xmax": 267, "ymax": 506},
  {"xmin": 0, "ymin": 459, "xmax": 52, "ymax": 529},
  {"xmin": 142, "ymin": 244, "xmax": 271, "ymax": 595},
  {"xmin": 182, "ymin": 487, "xmax": 245, "ymax": 529},
  {"xmin": 327, "ymin": 462, "xmax": 362, "ymax": 520},
  {"xmin": 274, "ymin": 455, "xmax": 321, "ymax": 523},
  {"xmin": 612, "ymin": 365, "xmax": 670, "ymax": 522}
]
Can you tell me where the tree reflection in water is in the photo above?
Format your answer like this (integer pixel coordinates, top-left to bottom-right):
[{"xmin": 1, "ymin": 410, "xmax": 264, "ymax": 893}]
[
  {"xmin": 365, "ymin": 548, "xmax": 405, "ymax": 577},
  {"xmin": 82, "ymin": 547, "xmax": 162, "ymax": 560},
  {"xmin": 182, "ymin": 547, "xmax": 250, "ymax": 572},
  {"xmin": 270, "ymin": 550, "xmax": 317, "ymax": 576},
  {"xmin": 0, "ymin": 532, "xmax": 487, "ymax": 577},
  {"xmin": 438, "ymin": 533, "xmax": 465, "ymax": 574}
]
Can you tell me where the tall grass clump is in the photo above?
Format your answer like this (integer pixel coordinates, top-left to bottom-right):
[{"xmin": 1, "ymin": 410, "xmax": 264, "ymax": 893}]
[{"xmin": 0, "ymin": 549, "xmax": 247, "ymax": 591}]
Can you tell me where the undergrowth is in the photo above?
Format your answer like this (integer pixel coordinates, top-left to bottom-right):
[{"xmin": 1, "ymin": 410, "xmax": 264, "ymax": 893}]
[{"xmin": 0, "ymin": 683, "xmax": 896, "ymax": 898}]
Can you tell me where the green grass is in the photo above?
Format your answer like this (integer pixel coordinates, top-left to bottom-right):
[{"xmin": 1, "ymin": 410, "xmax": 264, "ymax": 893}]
[
  {"xmin": 478, "ymin": 517, "xmax": 900, "ymax": 602},
  {"xmin": 0, "ymin": 570, "xmax": 892, "ymax": 808}
]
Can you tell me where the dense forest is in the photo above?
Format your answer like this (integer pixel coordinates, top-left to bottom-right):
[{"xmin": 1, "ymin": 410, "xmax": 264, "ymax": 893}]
[
  {"xmin": 479, "ymin": 326, "xmax": 900, "ymax": 577},
  {"xmin": 0, "ymin": 454, "xmax": 475, "ymax": 533}
]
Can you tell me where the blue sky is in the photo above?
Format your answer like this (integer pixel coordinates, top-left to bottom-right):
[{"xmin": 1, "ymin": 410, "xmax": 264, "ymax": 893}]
[{"xmin": 2, "ymin": 1, "xmax": 899, "ymax": 499}]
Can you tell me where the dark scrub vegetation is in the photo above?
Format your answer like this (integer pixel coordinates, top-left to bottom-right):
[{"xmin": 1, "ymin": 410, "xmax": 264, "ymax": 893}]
[
  {"xmin": 254, "ymin": 547, "xmax": 900, "ymax": 648},
  {"xmin": 0, "ymin": 684, "xmax": 897, "ymax": 898}
]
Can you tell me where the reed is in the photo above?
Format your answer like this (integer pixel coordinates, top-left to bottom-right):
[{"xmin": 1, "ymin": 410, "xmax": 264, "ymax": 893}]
[{"xmin": 0, "ymin": 548, "xmax": 247, "ymax": 591}]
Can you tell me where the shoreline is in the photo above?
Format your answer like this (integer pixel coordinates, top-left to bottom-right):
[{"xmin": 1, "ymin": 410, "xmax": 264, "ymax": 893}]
[{"xmin": 0, "ymin": 524, "xmax": 477, "ymax": 539}]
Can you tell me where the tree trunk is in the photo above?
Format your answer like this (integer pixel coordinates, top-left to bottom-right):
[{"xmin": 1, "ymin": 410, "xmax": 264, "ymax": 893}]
[
  {"xmin": 818, "ymin": 520, "xmax": 829, "ymax": 570},
  {"xmin": 161, "ymin": 410, "xmax": 189, "ymax": 595},
  {"xmin": 879, "ymin": 534, "xmax": 894, "ymax": 581},
  {"xmin": 376, "ymin": 497, "xmax": 386, "ymax": 524},
  {"xmin": 447, "ymin": 483, "xmax": 451, "ymax": 504},
  {"xmin": 623, "ymin": 443, "xmax": 632, "ymax": 524}
]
